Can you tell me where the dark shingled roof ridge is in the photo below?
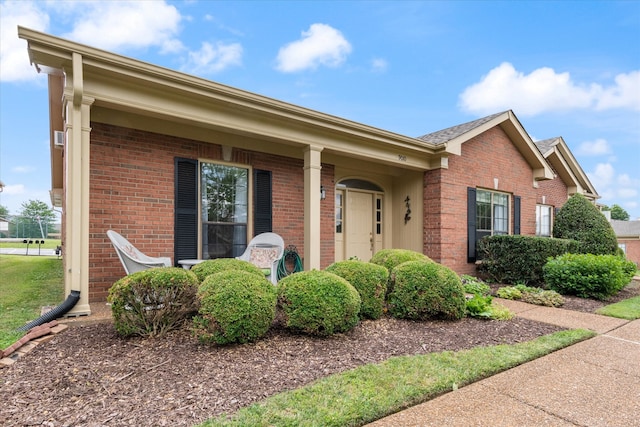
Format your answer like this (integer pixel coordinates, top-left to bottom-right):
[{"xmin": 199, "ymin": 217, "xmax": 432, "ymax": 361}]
[
  {"xmin": 416, "ymin": 111, "xmax": 507, "ymax": 144},
  {"xmin": 534, "ymin": 137, "xmax": 560, "ymax": 155}
]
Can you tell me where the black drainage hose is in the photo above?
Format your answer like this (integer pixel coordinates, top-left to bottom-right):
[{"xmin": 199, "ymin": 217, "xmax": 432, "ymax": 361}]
[{"xmin": 17, "ymin": 290, "xmax": 81, "ymax": 332}]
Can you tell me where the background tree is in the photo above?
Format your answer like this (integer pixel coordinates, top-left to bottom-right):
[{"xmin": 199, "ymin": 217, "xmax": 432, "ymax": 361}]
[
  {"xmin": 609, "ymin": 204, "xmax": 630, "ymax": 221},
  {"xmin": 0, "ymin": 204, "xmax": 8, "ymax": 218},
  {"xmin": 17, "ymin": 199, "xmax": 57, "ymax": 238},
  {"xmin": 553, "ymin": 194, "xmax": 618, "ymax": 255}
]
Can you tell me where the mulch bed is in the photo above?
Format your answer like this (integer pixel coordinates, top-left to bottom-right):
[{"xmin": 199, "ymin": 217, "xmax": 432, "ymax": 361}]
[{"xmin": 1, "ymin": 282, "xmax": 638, "ymax": 427}]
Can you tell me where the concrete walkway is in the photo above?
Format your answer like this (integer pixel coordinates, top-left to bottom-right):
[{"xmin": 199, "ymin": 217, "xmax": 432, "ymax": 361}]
[{"xmin": 367, "ymin": 300, "xmax": 640, "ymax": 427}]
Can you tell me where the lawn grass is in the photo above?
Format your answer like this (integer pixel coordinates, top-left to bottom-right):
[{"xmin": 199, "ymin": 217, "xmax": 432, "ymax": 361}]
[
  {"xmin": 0, "ymin": 255, "xmax": 64, "ymax": 349},
  {"xmin": 0, "ymin": 239, "xmax": 61, "ymax": 250},
  {"xmin": 201, "ymin": 328, "xmax": 595, "ymax": 427},
  {"xmin": 596, "ymin": 295, "xmax": 640, "ymax": 320}
]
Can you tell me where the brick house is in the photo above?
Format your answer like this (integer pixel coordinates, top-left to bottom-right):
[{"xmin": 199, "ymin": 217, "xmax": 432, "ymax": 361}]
[
  {"xmin": 19, "ymin": 28, "xmax": 598, "ymax": 314},
  {"xmin": 610, "ymin": 220, "xmax": 640, "ymax": 267}
]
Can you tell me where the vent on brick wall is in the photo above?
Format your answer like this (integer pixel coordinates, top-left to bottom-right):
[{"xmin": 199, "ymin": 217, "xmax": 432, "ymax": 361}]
[{"xmin": 54, "ymin": 131, "xmax": 64, "ymax": 148}]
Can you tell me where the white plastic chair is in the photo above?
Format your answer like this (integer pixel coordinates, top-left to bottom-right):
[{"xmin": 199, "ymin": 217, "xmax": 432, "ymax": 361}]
[
  {"xmin": 107, "ymin": 230, "xmax": 172, "ymax": 275},
  {"xmin": 236, "ymin": 232, "xmax": 284, "ymax": 284}
]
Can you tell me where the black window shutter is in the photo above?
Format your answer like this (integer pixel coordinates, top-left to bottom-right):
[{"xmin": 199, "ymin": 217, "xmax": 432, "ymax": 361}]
[
  {"xmin": 174, "ymin": 158, "xmax": 198, "ymax": 264},
  {"xmin": 467, "ymin": 187, "xmax": 477, "ymax": 263},
  {"xmin": 514, "ymin": 195, "xmax": 521, "ymax": 235},
  {"xmin": 254, "ymin": 169, "xmax": 272, "ymax": 235}
]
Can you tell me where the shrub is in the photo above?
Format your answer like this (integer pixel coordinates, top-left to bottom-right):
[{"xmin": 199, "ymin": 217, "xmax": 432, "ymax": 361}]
[
  {"xmin": 190, "ymin": 258, "xmax": 265, "ymax": 283},
  {"xmin": 193, "ymin": 271, "xmax": 276, "ymax": 345},
  {"xmin": 325, "ymin": 260, "xmax": 388, "ymax": 319},
  {"xmin": 496, "ymin": 286, "xmax": 522, "ymax": 300},
  {"xmin": 553, "ymin": 194, "xmax": 618, "ymax": 255},
  {"xmin": 465, "ymin": 294, "xmax": 494, "ymax": 318},
  {"xmin": 461, "ymin": 275, "xmax": 491, "ymax": 296},
  {"xmin": 388, "ymin": 261, "xmax": 466, "ymax": 320},
  {"xmin": 495, "ymin": 284, "xmax": 564, "ymax": 307},
  {"xmin": 477, "ymin": 235, "xmax": 581, "ymax": 285},
  {"xmin": 277, "ymin": 270, "xmax": 361, "ymax": 336},
  {"xmin": 370, "ymin": 249, "xmax": 432, "ymax": 294},
  {"xmin": 108, "ymin": 267, "xmax": 199, "ymax": 337},
  {"xmin": 370, "ymin": 249, "xmax": 432, "ymax": 274},
  {"xmin": 544, "ymin": 253, "xmax": 635, "ymax": 300}
]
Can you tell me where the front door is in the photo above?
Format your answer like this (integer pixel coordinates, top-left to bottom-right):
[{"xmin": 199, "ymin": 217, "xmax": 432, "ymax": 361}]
[{"xmin": 346, "ymin": 190, "xmax": 374, "ymax": 261}]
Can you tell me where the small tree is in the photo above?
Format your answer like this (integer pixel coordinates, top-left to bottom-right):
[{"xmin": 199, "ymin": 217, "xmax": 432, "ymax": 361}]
[
  {"xmin": 18, "ymin": 199, "xmax": 56, "ymax": 238},
  {"xmin": 553, "ymin": 194, "xmax": 618, "ymax": 255},
  {"xmin": 609, "ymin": 204, "xmax": 630, "ymax": 221},
  {"xmin": 0, "ymin": 205, "xmax": 8, "ymax": 218}
]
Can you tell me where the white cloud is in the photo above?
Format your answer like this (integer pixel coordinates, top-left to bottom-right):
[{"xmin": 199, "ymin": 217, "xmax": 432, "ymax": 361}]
[
  {"xmin": 275, "ymin": 23, "xmax": 352, "ymax": 72},
  {"xmin": 61, "ymin": 1, "xmax": 183, "ymax": 53},
  {"xmin": 0, "ymin": 0, "xmax": 50, "ymax": 82},
  {"xmin": 589, "ymin": 163, "xmax": 615, "ymax": 190},
  {"xmin": 588, "ymin": 165, "xmax": 640, "ymax": 213},
  {"xmin": 577, "ymin": 138, "xmax": 611, "ymax": 156},
  {"xmin": 459, "ymin": 62, "xmax": 640, "ymax": 116},
  {"xmin": 596, "ymin": 71, "xmax": 640, "ymax": 111},
  {"xmin": 11, "ymin": 165, "xmax": 35, "ymax": 173},
  {"xmin": 371, "ymin": 58, "xmax": 388, "ymax": 73},
  {"xmin": 181, "ymin": 41, "xmax": 242, "ymax": 75},
  {"xmin": 1, "ymin": 183, "xmax": 25, "ymax": 195}
]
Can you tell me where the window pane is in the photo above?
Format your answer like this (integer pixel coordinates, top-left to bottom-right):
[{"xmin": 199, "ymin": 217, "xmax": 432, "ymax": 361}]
[
  {"xmin": 201, "ymin": 163, "xmax": 248, "ymax": 258},
  {"xmin": 477, "ymin": 189, "xmax": 509, "ymax": 235},
  {"xmin": 202, "ymin": 224, "xmax": 247, "ymax": 259},
  {"xmin": 477, "ymin": 191, "xmax": 491, "ymax": 231},
  {"xmin": 201, "ymin": 164, "xmax": 248, "ymax": 223},
  {"xmin": 335, "ymin": 193, "xmax": 343, "ymax": 233},
  {"xmin": 536, "ymin": 205, "xmax": 551, "ymax": 236}
]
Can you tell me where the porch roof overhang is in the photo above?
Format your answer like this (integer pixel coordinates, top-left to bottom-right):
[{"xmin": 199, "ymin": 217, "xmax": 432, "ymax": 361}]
[
  {"xmin": 538, "ymin": 137, "xmax": 599, "ymax": 200},
  {"xmin": 19, "ymin": 26, "xmax": 452, "ymax": 190}
]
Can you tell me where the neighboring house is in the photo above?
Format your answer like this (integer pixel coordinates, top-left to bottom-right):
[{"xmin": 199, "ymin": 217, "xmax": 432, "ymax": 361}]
[
  {"xmin": 534, "ymin": 137, "xmax": 599, "ymax": 237},
  {"xmin": 19, "ymin": 28, "xmax": 596, "ymax": 314},
  {"xmin": 610, "ymin": 220, "xmax": 640, "ymax": 267}
]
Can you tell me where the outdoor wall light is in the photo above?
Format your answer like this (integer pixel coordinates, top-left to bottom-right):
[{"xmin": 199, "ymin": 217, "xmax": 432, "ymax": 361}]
[{"xmin": 320, "ymin": 185, "xmax": 326, "ymax": 200}]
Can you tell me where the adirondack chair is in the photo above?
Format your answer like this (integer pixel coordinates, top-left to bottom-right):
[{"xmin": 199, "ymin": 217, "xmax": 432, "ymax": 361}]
[
  {"xmin": 236, "ymin": 232, "xmax": 285, "ymax": 284},
  {"xmin": 107, "ymin": 230, "xmax": 172, "ymax": 275}
]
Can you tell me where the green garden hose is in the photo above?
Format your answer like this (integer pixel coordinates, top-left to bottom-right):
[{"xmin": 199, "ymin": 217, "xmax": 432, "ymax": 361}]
[{"xmin": 277, "ymin": 245, "xmax": 304, "ymax": 280}]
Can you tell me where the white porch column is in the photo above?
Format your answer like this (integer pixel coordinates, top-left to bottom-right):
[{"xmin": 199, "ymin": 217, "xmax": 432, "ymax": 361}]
[
  {"xmin": 303, "ymin": 145, "xmax": 323, "ymax": 270},
  {"xmin": 64, "ymin": 52, "xmax": 93, "ymax": 315}
]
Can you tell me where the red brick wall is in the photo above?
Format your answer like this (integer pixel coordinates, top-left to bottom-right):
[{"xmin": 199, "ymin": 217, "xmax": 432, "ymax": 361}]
[
  {"xmin": 89, "ymin": 122, "xmax": 334, "ymax": 301},
  {"xmin": 537, "ymin": 173, "xmax": 568, "ymax": 210},
  {"xmin": 620, "ymin": 239, "xmax": 640, "ymax": 268},
  {"xmin": 424, "ymin": 126, "xmax": 538, "ymax": 275}
]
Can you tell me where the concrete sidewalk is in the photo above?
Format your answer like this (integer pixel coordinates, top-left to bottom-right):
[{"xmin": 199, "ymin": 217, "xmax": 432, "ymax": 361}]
[{"xmin": 367, "ymin": 300, "xmax": 639, "ymax": 427}]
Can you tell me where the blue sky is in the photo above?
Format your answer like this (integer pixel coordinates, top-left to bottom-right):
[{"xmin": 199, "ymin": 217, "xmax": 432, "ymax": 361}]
[{"xmin": 1, "ymin": 0, "xmax": 639, "ymax": 220}]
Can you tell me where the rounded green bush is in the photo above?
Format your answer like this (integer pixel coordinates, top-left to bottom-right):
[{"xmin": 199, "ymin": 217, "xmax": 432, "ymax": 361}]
[
  {"xmin": 388, "ymin": 261, "xmax": 466, "ymax": 320},
  {"xmin": 277, "ymin": 270, "xmax": 361, "ymax": 336},
  {"xmin": 193, "ymin": 270, "xmax": 276, "ymax": 345},
  {"xmin": 370, "ymin": 249, "xmax": 432, "ymax": 274},
  {"xmin": 190, "ymin": 258, "xmax": 265, "ymax": 283},
  {"xmin": 553, "ymin": 194, "xmax": 618, "ymax": 255},
  {"xmin": 543, "ymin": 253, "xmax": 634, "ymax": 300},
  {"xmin": 108, "ymin": 267, "xmax": 199, "ymax": 337},
  {"xmin": 325, "ymin": 260, "xmax": 388, "ymax": 319}
]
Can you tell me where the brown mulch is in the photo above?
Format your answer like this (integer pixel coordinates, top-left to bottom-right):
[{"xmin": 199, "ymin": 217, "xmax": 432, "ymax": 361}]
[{"xmin": 1, "ymin": 282, "xmax": 638, "ymax": 427}]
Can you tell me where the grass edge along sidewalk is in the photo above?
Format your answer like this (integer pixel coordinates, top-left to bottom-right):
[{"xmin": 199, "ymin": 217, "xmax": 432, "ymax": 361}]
[{"xmin": 202, "ymin": 329, "xmax": 595, "ymax": 427}]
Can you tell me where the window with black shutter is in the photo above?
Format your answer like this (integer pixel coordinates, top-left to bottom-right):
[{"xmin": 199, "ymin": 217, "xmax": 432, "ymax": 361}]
[
  {"xmin": 174, "ymin": 158, "xmax": 198, "ymax": 264},
  {"xmin": 254, "ymin": 169, "xmax": 272, "ymax": 235}
]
